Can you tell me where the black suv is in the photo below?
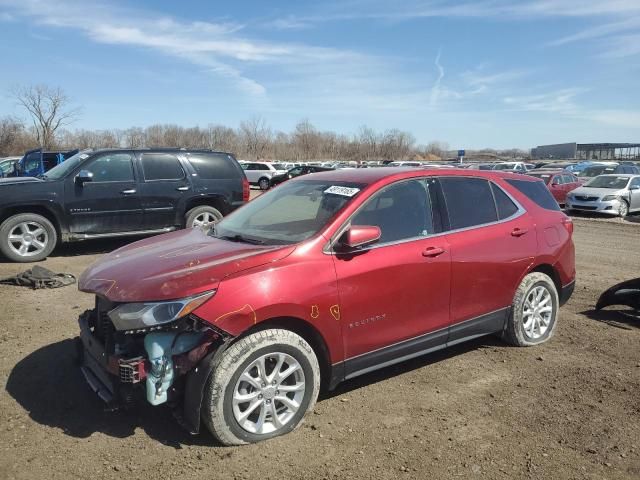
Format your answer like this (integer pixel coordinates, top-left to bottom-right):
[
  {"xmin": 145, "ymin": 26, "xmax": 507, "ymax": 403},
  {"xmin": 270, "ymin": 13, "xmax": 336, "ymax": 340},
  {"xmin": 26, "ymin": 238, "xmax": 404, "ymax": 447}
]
[{"xmin": 0, "ymin": 148, "xmax": 248, "ymax": 262}]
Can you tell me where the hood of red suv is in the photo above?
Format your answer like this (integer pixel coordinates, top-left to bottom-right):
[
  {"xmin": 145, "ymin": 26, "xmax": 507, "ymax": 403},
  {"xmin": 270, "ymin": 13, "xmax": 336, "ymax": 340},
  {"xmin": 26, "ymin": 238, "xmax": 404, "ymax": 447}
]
[{"xmin": 78, "ymin": 228, "xmax": 295, "ymax": 303}]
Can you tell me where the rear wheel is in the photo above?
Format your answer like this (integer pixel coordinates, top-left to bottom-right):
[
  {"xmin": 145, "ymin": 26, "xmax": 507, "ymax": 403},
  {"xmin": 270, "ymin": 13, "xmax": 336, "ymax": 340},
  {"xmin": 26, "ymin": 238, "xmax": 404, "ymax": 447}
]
[
  {"xmin": 503, "ymin": 272, "xmax": 559, "ymax": 347},
  {"xmin": 258, "ymin": 177, "xmax": 270, "ymax": 191},
  {"xmin": 0, "ymin": 213, "xmax": 57, "ymax": 262},
  {"xmin": 185, "ymin": 205, "xmax": 223, "ymax": 228},
  {"xmin": 202, "ymin": 329, "xmax": 320, "ymax": 445}
]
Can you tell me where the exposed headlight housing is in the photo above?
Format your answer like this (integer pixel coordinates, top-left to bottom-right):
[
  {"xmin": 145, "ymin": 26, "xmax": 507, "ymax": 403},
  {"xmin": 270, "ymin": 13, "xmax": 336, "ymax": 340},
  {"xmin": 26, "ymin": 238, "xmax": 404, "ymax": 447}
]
[
  {"xmin": 108, "ymin": 290, "xmax": 216, "ymax": 331},
  {"xmin": 601, "ymin": 195, "xmax": 619, "ymax": 202}
]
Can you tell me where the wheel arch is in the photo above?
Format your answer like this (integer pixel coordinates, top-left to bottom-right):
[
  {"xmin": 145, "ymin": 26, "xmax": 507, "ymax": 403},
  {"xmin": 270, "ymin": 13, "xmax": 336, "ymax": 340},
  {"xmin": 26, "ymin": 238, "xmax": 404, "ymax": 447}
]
[
  {"xmin": 0, "ymin": 205, "xmax": 64, "ymax": 238},
  {"xmin": 183, "ymin": 195, "xmax": 229, "ymax": 223},
  {"xmin": 528, "ymin": 263, "xmax": 562, "ymax": 295},
  {"xmin": 237, "ymin": 316, "xmax": 334, "ymax": 392}
]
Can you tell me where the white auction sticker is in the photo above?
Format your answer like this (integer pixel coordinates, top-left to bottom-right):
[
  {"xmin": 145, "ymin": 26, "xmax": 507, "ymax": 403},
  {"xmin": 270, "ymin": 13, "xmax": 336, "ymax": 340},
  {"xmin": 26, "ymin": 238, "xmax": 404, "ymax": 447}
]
[{"xmin": 324, "ymin": 186, "xmax": 360, "ymax": 197}]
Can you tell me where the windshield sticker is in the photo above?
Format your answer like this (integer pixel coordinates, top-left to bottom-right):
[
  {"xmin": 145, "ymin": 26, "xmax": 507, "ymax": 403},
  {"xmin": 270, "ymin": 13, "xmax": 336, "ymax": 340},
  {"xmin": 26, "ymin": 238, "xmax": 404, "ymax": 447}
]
[
  {"xmin": 618, "ymin": 177, "xmax": 627, "ymax": 181},
  {"xmin": 79, "ymin": 153, "xmax": 89, "ymax": 160},
  {"xmin": 324, "ymin": 186, "xmax": 360, "ymax": 197}
]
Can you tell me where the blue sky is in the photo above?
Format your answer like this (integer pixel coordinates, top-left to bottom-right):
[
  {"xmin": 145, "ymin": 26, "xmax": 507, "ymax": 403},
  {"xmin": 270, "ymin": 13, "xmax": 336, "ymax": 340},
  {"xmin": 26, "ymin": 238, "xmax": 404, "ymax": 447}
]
[{"xmin": 0, "ymin": 0, "xmax": 639, "ymax": 149}]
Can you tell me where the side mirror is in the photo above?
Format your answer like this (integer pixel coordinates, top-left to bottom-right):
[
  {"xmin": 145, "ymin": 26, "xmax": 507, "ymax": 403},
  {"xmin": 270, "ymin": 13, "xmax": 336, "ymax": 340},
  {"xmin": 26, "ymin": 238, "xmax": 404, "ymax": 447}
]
[
  {"xmin": 75, "ymin": 170, "xmax": 93, "ymax": 185},
  {"xmin": 338, "ymin": 225, "xmax": 381, "ymax": 250}
]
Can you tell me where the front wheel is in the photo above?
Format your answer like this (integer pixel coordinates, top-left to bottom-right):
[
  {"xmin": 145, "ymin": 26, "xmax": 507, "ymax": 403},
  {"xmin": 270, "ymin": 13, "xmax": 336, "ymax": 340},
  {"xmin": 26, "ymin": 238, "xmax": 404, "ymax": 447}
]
[
  {"xmin": 0, "ymin": 213, "xmax": 57, "ymax": 262},
  {"xmin": 503, "ymin": 272, "xmax": 559, "ymax": 347},
  {"xmin": 618, "ymin": 200, "xmax": 629, "ymax": 218},
  {"xmin": 202, "ymin": 329, "xmax": 320, "ymax": 445}
]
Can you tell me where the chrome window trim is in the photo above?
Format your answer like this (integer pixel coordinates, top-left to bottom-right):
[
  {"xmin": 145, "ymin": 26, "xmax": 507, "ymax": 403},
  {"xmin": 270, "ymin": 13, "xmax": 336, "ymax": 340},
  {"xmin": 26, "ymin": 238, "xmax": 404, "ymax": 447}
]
[{"xmin": 323, "ymin": 176, "xmax": 526, "ymax": 255}]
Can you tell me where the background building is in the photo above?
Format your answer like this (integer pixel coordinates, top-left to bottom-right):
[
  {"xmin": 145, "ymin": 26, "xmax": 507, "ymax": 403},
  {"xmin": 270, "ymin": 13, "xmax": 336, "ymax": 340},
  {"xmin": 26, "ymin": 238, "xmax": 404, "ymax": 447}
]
[{"xmin": 531, "ymin": 142, "xmax": 640, "ymax": 160}]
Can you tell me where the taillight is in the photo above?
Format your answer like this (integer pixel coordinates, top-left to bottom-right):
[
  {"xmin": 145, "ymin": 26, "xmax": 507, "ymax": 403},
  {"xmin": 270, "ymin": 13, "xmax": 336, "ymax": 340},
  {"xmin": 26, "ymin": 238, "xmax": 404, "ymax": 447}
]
[
  {"xmin": 561, "ymin": 215, "xmax": 573, "ymax": 235},
  {"xmin": 242, "ymin": 178, "xmax": 250, "ymax": 202}
]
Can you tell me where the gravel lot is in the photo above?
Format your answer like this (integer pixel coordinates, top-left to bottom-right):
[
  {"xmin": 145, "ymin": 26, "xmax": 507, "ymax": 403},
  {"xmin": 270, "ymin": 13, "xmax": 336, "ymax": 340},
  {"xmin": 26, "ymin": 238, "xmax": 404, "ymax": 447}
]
[{"xmin": 1, "ymin": 215, "xmax": 639, "ymax": 480}]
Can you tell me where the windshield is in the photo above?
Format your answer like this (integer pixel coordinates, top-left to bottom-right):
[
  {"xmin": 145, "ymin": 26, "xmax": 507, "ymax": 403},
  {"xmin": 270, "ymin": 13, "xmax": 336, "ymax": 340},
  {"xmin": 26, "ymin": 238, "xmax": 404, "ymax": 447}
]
[
  {"xmin": 45, "ymin": 150, "xmax": 92, "ymax": 180},
  {"xmin": 578, "ymin": 166, "xmax": 616, "ymax": 177},
  {"xmin": 493, "ymin": 164, "xmax": 515, "ymax": 170},
  {"xmin": 584, "ymin": 176, "xmax": 630, "ymax": 189},
  {"xmin": 213, "ymin": 180, "xmax": 365, "ymax": 245}
]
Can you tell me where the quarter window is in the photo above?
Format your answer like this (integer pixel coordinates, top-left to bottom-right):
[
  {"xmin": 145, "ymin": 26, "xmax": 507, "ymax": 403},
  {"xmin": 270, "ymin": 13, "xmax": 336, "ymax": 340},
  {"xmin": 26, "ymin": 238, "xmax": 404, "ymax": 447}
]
[
  {"xmin": 187, "ymin": 153, "xmax": 240, "ymax": 179},
  {"xmin": 506, "ymin": 179, "xmax": 561, "ymax": 211},
  {"xmin": 141, "ymin": 153, "xmax": 184, "ymax": 181},
  {"xmin": 351, "ymin": 179, "xmax": 433, "ymax": 244},
  {"xmin": 440, "ymin": 177, "xmax": 498, "ymax": 229},
  {"xmin": 85, "ymin": 153, "xmax": 134, "ymax": 182}
]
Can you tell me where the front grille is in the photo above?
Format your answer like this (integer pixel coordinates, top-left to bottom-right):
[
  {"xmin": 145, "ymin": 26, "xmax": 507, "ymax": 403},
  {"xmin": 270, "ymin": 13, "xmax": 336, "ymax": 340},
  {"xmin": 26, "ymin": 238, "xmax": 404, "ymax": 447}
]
[
  {"xmin": 574, "ymin": 195, "xmax": 599, "ymax": 201},
  {"xmin": 574, "ymin": 205, "xmax": 598, "ymax": 211}
]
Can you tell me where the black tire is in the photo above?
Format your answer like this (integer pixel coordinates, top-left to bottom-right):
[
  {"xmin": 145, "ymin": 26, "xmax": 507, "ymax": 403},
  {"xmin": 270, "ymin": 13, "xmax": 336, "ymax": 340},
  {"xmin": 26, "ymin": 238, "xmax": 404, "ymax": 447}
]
[
  {"xmin": 502, "ymin": 272, "xmax": 559, "ymax": 347},
  {"xmin": 0, "ymin": 213, "xmax": 57, "ymax": 263},
  {"xmin": 202, "ymin": 329, "xmax": 320, "ymax": 445},
  {"xmin": 618, "ymin": 200, "xmax": 629, "ymax": 218},
  {"xmin": 258, "ymin": 177, "xmax": 270, "ymax": 191},
  {"xmin": 185, "ymin": 205, "xmax": 223, "ymax": 228}
]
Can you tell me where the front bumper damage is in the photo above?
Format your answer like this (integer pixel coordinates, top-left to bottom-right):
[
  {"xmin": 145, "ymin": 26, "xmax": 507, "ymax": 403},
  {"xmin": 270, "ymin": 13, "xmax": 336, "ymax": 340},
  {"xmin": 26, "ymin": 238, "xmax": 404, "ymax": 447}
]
[{"xmin": 76, "ymin": 304, "xmax": 231, "ymax": 433}]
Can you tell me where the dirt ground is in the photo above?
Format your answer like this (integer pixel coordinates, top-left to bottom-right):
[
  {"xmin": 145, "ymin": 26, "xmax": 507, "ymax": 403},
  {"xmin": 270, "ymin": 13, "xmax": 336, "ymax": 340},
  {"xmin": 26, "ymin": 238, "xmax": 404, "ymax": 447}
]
[{"xmin": 1, "ymin": 215, "xmax": 639, "ymax": 480}]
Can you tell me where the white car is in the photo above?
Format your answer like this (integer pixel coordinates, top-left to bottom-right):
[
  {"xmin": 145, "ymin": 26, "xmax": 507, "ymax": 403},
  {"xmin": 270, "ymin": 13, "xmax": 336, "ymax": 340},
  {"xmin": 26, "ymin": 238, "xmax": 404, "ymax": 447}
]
[
  {"xmin": 387, "ymin": 161, "xmax": 421, "ymax": 167},
  {"xmin": 492, "ymin": 162, "xmax": 529, "ymax": 173},
  {"xmin": 566, "ymin": 174, "xmax": 640, "ymax": 217},
  {"xmin": 241, "ymin": 162, "xmax": 288, "ymax": 190}
]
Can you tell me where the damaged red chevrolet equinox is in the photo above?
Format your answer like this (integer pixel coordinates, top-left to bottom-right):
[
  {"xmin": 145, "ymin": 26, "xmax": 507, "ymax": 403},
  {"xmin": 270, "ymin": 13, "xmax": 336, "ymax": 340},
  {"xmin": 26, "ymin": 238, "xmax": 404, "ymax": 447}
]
[{"xmin": 77, "ymin": 168, "xmax": 575, "ymax": 445}]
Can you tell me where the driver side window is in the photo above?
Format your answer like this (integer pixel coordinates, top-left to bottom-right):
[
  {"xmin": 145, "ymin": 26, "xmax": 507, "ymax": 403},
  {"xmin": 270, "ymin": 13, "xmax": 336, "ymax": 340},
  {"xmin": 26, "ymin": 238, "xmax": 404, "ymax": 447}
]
[
  {"xmin": 351, "ymin": 179, "xmax": 433, "ymax": 245},
  {"xmin": 85, "ymin": 153, "xmax": 134, "ymax": 182}
]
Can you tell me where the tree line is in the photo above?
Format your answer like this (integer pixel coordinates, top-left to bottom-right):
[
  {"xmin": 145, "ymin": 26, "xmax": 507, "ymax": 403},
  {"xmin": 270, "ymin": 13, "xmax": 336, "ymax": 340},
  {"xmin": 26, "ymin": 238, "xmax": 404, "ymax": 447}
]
[{"xmin": 0, "ymin": 84, "xmax": 528, "ymax": 161}]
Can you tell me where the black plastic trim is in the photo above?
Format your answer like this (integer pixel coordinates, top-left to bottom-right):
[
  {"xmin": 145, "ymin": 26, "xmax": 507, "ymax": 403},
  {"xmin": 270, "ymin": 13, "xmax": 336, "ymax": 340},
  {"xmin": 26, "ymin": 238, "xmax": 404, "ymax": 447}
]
[
  {"xmin": 559, "ymin": 280, "xmax": 575, "ymax": 306},
  {"xmin": 341, "ymin": 307, "xmax": 509, "ymax": 381}
]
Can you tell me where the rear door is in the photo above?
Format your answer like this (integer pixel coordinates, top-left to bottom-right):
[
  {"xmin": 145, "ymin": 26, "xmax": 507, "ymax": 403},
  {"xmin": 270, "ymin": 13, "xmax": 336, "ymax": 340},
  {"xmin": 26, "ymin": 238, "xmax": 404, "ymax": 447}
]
[
  {"xmin": 548, "ymin": 174, "xmax": 564, "ymax": 203},
  {"xmin": 333, "ymin": 178, "xmax": 451, "ymax": 374},
  {"xmin": 64, "ymin": 151, "xmax": 143, "ymax": 234},
  {"xmin": 136, "ymin": 152, "xmax": 191, "ymax": 230},
  {"xmin": 437, "ymin": 177, "xmax": 536, "ymax": 343}
]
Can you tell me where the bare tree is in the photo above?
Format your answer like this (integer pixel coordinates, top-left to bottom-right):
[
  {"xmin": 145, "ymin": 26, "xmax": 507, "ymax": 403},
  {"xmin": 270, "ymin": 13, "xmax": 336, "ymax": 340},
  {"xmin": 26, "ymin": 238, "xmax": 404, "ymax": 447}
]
[
  {"xmin": 11, "ymin": 85, "xmax": 81, "ymax": 150},
  {"xmin": 239, "ymin": 116, "xmax": 271, "ymax": 160}
]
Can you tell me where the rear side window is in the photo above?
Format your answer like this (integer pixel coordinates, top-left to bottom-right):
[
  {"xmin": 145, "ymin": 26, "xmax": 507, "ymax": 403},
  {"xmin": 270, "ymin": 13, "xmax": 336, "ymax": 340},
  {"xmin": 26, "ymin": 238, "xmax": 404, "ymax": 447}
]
[
  {"xmin": 141, "ymin": 153, "xmax": 184, "ymax": 181},
  {"xmin": 440, "ymin": 177, "xmax": 498, "ymax": 229},
  {"xmin": 187, "ymin": 153, "xmax": 240, "ymax": 179},
  {"xmin": 491, "ymin": 183, "xmax": 519, "ymax": 220},
  {"xmin": 506, "ymin": 179, "xmax": 560, "ymax": 211}
]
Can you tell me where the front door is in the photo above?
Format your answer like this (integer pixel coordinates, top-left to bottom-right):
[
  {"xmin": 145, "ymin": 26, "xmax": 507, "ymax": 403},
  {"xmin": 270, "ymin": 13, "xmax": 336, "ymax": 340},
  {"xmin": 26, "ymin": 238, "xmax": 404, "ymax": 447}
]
[
  {"xmin": 332, "ymin": 178, "xmax": 451, "ymax": 378},
  {"xmin": 136, "ymin": 152, "xmax": 190, "ymax": 229},
  {"xmin": 629, "ymin": 177, "xmax": 640, "ymax": 210},
  {"xmin": 64, "ymin": 151, "xmax": 143, "ymax": 234}
]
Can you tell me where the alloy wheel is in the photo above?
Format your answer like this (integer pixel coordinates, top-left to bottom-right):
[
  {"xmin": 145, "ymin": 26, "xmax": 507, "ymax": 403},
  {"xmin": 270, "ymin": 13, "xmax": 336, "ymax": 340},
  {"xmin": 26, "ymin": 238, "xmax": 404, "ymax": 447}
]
[
  {"xmin": 232, "ymin": 352, "xmax": 306, "ymax": 435},
  {"xmin": 7, "ymin": 221, "xmax": 49, "ymax": 258},
  {"xmin": 522, "ymin": 285, "xmax": 553, "ymax": 340},
  {"xmin": 192, "ymin": 211, "xmax": 219, "ymax": 227}
]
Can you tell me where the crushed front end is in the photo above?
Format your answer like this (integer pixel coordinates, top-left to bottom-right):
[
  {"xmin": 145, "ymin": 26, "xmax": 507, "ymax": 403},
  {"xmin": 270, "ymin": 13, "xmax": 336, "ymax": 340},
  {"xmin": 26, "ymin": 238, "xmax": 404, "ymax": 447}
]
[{"xmin": 76, "ymin": 293, "xmax": 230, "ymax": 432}]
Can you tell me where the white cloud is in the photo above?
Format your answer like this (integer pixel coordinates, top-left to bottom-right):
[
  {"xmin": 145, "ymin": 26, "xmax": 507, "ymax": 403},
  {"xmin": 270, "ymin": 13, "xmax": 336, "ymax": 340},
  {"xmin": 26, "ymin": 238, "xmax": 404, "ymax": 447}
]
[{"xmin": 429, "ymin": 48, "xmax": 445, "ymax": 107}]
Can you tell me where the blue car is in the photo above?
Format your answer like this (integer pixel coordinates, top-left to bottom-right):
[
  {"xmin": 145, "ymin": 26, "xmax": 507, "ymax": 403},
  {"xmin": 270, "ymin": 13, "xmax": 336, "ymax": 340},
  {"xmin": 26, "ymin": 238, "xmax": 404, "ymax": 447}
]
[{"xmin": 6, "ymin": 148, "xmax": 79, "ymax": 178}]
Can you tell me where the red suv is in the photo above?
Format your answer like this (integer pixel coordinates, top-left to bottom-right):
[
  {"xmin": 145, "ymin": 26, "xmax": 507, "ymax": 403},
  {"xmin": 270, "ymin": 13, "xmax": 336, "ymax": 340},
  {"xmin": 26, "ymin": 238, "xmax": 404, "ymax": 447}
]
[{"xmin": 77, "ymin": 168, "xmax": 575, "ymax": 445}]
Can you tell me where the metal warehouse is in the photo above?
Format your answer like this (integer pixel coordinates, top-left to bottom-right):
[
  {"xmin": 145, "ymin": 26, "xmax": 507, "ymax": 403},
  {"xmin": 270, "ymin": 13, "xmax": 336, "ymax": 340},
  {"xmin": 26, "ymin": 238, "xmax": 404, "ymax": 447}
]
[{"xmin": 531, "ymin": 142, "xmax": 640, "ymax": 160}]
